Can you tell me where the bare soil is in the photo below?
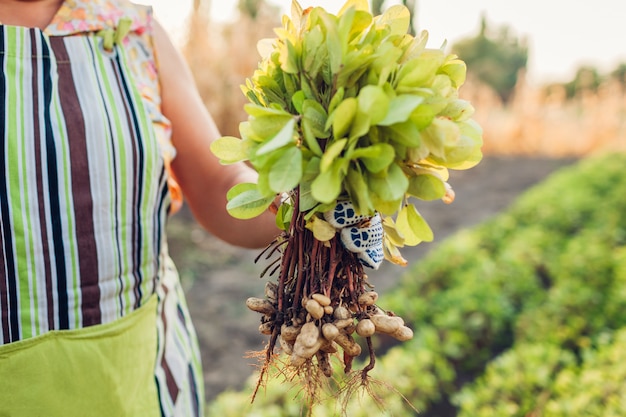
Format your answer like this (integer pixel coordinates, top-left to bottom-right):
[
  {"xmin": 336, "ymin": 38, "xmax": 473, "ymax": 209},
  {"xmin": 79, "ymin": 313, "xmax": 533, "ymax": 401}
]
[{"xmin": 166, "ymin": 155, "xmax": 577, "ymax": 403}]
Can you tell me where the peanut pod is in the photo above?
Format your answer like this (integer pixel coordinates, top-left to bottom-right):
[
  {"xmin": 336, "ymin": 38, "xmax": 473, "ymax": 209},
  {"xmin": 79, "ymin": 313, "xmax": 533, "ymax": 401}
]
[
  {"xmin": 305, "ymin": 299, "xmax": 324, "ymax": 320},
  {"xmin": 281, "ymin": 323, "xmax": 301, "ymax": 342},
  {"xmin": 333, "ymin": 305, "xmax": 351, "ymax": 320},
  {"xmin": 357, "ymin": 291, "xmax": 378, "ymax": 306},
  {"xmin": 334, "ymin": 330, "xmax": 362, "ymax": 357},
  {"xmin": 390, "ymin": 325, "xmax": 414, "ymax": 341},
  {"xmin": 355, "ymin": 318, "xmax": 375, "ymax": 337},
  {"xmin": 246, "ymin": 297, "xmax": 276, "ymax": 315},
  {"xmin": 370, "ymin": 314, "xmax": 402, "ymax": 334},
  {"xmin": 259, "ymin": 321, "xmax": 273, "ymax": 335},
  {"xmin": 322, "ymin": 322, "xmax": 340, "ymax": 341},
  {"xmin": 312, "ymin": 293, "xmax": 331, "ymax": 307},
  {"xmin": 292, "ymin": 327, "xmax": 324, "ymax": 363},
  {"xmin": 279, "ymin": 335, "xmax": 294, "ymax": 355},
  {"xmin": 333, "ymin": 318, "xmax": 354, "ymax": 330}
]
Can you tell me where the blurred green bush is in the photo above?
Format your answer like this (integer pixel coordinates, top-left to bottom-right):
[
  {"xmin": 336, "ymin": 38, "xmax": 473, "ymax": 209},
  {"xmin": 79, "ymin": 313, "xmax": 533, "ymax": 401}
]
[{"xmin": 207, "ymin": 152, "xmax": 626, "ymax": 416}]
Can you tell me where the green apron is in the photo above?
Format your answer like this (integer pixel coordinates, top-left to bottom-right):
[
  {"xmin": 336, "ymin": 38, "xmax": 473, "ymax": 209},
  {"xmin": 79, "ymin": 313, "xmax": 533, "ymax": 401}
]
[{"xmin": 0, "ymin": 296, "xmax": 161, "ymax": 417}]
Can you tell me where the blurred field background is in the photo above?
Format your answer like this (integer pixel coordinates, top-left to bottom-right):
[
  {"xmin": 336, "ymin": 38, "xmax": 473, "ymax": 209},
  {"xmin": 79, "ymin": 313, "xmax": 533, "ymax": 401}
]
[{"xmin": 161, "ymin": 0, "xmax": 626, "ymax": 413}]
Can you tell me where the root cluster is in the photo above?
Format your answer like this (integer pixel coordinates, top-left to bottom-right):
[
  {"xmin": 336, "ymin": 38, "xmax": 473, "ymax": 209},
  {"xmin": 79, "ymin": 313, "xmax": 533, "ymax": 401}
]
[{"xmin": 246, "ymin": 192, "xmax": 414, "ymax": 403}]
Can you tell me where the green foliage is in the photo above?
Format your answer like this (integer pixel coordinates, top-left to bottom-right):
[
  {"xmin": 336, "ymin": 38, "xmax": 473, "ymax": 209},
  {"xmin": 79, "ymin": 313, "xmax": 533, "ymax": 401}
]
[
  {"xmin": 456, "ymin": 328, "xmax": 626, "ymax": 417},
  {"xmin": 610, "ymin": 62, "xmax": 626, "ymax": 86},
  {"xmin": 386, "ymin": 152, "xmax": 626, "ymax": 415},
  {"xmin": 563, "ymin": 66, "xmax": 602, "ymax": 98},
  {"xmin": 454, "ymin": 343, "xmax": 576, "ymax": 417},
  {"xmin": 210, "ymin": 0, "xmax": 483, "ymax": 262},
  {"xmin": 451, "ymin": 15, "xmax": 527, "ymax": 102},
  {"xmin": 545, "ymin": 328, "xmax": 626, "ymax": 416},
  {"xmin": 207, "ymin": 152, "xmax": 626, "ymax": 415}
]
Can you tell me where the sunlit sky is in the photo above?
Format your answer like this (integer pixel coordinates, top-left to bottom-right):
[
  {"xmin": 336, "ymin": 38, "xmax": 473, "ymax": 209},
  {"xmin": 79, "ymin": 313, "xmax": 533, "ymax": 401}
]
[{"xmin": 134, "ymin": 0, "xmax": 626, "ymax": 85}]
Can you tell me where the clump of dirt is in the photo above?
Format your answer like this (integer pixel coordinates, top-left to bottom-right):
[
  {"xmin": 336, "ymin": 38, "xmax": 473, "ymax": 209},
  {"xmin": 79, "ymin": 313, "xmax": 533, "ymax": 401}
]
[{"xmin": 166, "ymin": 156, "xmax": 577, "ymax": 402}]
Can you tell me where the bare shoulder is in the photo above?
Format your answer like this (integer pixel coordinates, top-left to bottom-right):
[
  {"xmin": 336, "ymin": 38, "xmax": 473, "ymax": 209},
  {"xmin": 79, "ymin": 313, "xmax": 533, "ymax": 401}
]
[{"xmin": 151, "ymin": 20, "xmax": 195, "ymax": 90}]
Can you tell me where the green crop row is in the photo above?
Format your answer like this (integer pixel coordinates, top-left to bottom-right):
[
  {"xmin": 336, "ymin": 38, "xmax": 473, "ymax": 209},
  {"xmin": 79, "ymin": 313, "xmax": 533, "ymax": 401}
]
[{"xmin": 207, "ymin": 151, "xmax": 626, "ymax": 416}]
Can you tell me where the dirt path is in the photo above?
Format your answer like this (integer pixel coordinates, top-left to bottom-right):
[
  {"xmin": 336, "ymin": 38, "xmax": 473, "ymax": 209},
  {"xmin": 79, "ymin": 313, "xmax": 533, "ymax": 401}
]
[{"xmin": 167, "ymin": 155, "xmax": 577, "ymax": 402}]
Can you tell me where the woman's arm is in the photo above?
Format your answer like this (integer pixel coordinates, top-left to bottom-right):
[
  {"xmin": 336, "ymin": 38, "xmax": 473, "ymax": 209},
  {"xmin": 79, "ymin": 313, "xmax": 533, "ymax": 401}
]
[{"xmin": 153, "ymin": 20, "xmax": 279, "ymax": 249}]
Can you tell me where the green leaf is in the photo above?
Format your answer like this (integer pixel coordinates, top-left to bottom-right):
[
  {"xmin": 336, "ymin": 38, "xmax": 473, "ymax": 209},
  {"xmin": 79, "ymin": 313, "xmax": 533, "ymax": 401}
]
[
  {"xmin": 338, "ymin": 0, "xmax": 369, "ymax": 16},
  {"xmin": 350, "ymin": 143, "xmax": 395, "ymax": 173},
  {"xmin": 330, "ymin": 97, "xmax": 357, "ymax": 138},
  {"xmin": 421, "ymin": 117, "xmax": 460, "ymax": 159},
  {"xmin": 210, "ymin": 136, "xmax": 249, "ymax": 164},
  {"xmin": 248, "ymin": 115, "xmax": 292, "ymax": 144},
  {"xmin": 301, "ymin": 118, "xmax": 324, "ymax": 156},
  {"xmin": 440, "ymin": 58, "xmax": 467, "ymax": 88},
  {"xmin": 348, "ymin": 10, "xmax": 373, "ymax": 42},
  {"xmin": 244, "ymin": 103, "xmax": 291, "ymax": 118},
  {"xmin": 368, "ymin": 163, "xmax": 408, "ymax": 203},
  {"xmin": 357, "ymin": 85, "xmax": 389, "ymax": 125},
  {"xmin": 302, "ymin": 25, "xmax": 325, "ymax": 79},
  {"xmin": 291, "ymin": 90, "xmax": 305, "ymax": 114},
  {"xmin": 371, "ymin": 42, "xmax": 403, "ymax": 86},
  {"xmin": 379, "ymin": 95, "xmax": 424, "ymax": 126},
  {"xmin": 322, "ymin": 14, "xmax": 343, "ymax": 74},
  {"xmin": 226, "ymin": 186, "xmax": 275, "ymax": 219},
  {"xmin": 337, "ymin": 4, "xmax": 356, "ymax": 48},
  {"xmin": 269, "ymin": 146, "xmax": 303, "ymax": 193},
  {"xmin": 275, "ymin": 198, "xmax": 293, "ymax": 231},
  {"xmin": 371, "ymin": 195, "xmax": 402, "ymax": 215},
  {"xmin": 320, "ymin": 138, "xmax": 347, "ymax": 172},
  {"xmin": 396, "ymin": 204, "xmax": 433, "ymax": 245},
  {"xmin": 238, "ymin": 121, "xmax": 261, "ymax": 142},
  {"xmin": 328, "ymin": 87, "xmax": 345, "ymax": 115},
  {"xmin": 396, "ymin": 50, "xmax": 444, "ymax": 89},
  {"xmin": 302, "ymin": 99, "xmax": 329, "ymax": 138},
  {"xmin": 387, "ymin": 121, "xmax": 422, "ymax": 148},
  {"xmin": 300, "ymin": 77, "xmax": 316, "ymax": 100},
  {"xmin": 279, "ymin": 39, "xmax": 300, "ymax": 74},
  {"xmin": 226, "ymin": 182, "xmax": 257, "ymax": 200},
  {"xmin": 255, "ymin": 169, "xmax": 272, "ymax": 197},
  {"xmin": 345, "ymin": 166, "xmax": 373, "ymax": 215},
  {"xmin": 349, "ymin": 110, "xmax": 371, "ymax": 140},
  {"xmin": 441, "ymin": 99, "xmax": 474, "ymax": 122},
  {"xmin": 337, "ymin": 47, "xmax": 375, "ymax": 88},
  {"xmin": 407, "ymin": 174, "xmax": 446, "ymax": 200},
  {"xmin": 439, "ymin": 119, "xmax": 483, "ymax": 169},
  {"xmin": 377, "ymin": 5, "xmax": 411, "ymax": 36},
  {"xmin": 311, "ymin": 158, "xmax": 345, "ymax": 204},
  {"xmin": 256, "ymin": 118, "xmax": 297, "ymax": 155},
  {"xmin": 283, "ymin": 73, "xmax": 298, "ymax": 100}
]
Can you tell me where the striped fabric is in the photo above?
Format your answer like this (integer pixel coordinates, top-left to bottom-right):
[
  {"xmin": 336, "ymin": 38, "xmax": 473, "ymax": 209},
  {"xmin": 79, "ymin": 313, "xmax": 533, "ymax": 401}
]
[
  {"xmin": 0, "ymin": 24, "xmax": 166, "ymax": 342},
  {"xmin": 0, "ymin": 2, "xmax": 204, "ymax": 415}
]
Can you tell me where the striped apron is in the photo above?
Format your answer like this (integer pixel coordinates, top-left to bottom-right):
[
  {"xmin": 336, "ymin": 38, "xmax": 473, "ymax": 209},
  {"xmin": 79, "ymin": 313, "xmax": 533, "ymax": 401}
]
[{"xmin": 0, "ymin": 3, "xmax": 203, "ymax": 416}]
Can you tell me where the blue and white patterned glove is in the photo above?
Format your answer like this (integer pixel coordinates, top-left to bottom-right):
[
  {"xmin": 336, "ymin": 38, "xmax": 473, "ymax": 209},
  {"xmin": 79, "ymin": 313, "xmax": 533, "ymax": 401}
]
[{"xmin": 323, "ymin": 201, "xmax": 384, "ymax": 270}]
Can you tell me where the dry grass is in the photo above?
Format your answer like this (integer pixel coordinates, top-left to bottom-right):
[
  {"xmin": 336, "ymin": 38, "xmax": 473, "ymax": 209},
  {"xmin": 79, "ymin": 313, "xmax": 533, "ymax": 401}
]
[
  {"xmin": 181, "ymin": 11, "xmax": 626, "ymax": 157},
  {"xmin": 464, "ymin": 73, "xmax": 626, "ymax": 156},
  {"xmin": 182, "ymin": 7, "xmax": 278, "ymax": 138}
]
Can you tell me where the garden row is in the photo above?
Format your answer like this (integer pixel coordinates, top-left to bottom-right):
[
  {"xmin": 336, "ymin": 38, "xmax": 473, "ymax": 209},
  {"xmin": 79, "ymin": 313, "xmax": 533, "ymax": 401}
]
[{"xmin": 208, "ymin": 151, "xmax": 626, "ymax": 416}]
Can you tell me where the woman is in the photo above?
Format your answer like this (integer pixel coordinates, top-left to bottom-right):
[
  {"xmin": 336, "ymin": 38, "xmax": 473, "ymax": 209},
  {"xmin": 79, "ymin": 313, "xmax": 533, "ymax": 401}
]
[{"xmin": 0, "ymin": 0, "xmax": 278, "ymax": 415}]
